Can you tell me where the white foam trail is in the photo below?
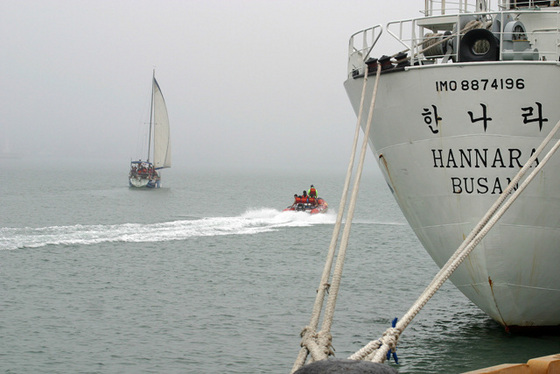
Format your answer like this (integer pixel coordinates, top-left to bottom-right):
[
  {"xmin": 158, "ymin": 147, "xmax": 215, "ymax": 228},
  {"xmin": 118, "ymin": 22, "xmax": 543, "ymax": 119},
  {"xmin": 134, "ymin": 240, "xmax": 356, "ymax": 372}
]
[{"xmin": 0, "ymin": 208, "xmax": 337, "ymax": 250}]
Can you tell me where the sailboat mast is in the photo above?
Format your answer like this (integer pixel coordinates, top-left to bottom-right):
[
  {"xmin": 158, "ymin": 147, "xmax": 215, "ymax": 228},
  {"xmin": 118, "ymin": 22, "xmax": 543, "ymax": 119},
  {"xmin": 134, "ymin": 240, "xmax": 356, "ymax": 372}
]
[{"xmin": 147, "ymin": 69, "xmax": 155, "ymax": 163}]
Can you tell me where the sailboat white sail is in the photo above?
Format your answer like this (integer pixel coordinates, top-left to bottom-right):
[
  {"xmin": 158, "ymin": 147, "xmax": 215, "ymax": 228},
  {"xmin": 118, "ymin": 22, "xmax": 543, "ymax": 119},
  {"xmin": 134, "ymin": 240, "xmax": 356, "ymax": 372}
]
[
  {"xmin": 152, "ymin": 78, "xmax": 171, "ymax": 170},
  {"xmin": 129, "ymin": 71, "xmax": 171, "ymax": 188}
]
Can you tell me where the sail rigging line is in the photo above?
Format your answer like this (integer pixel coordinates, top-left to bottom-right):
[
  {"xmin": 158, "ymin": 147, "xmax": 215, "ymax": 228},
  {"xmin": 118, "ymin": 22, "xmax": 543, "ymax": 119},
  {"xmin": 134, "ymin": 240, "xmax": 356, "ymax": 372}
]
[
  {"xmin": 350, "ymin": 118, "xmax": 560, "ymax": 363},
  {"xmin": 292, "ymin": 63, "xmax": 382, "ymax": 373}
]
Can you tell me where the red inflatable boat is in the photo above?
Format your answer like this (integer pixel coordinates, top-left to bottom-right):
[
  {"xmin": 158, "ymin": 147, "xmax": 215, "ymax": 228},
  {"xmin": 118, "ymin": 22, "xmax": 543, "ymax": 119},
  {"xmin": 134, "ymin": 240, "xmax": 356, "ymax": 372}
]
[{"xmin": 284, "ymin": 197, "xmax": 328, "ymax": 214}]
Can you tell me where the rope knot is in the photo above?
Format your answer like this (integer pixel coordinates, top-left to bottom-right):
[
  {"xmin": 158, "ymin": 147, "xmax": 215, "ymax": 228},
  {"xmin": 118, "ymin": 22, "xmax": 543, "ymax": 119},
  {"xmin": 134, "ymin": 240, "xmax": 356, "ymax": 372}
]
[
  {"xmin": 298, "ymin": 327, "xmax": 332, "ymax": 361},
  {"xmin": 300, "ymin": 325, "xmax": 315, "ymax": 339},
  {"xmin": 382, "ymin": 327, "xmax": 400, "ymax": 350},
  {"xmin": 317, "ymin": 331, "xmax": 335, "ymax": 357}
]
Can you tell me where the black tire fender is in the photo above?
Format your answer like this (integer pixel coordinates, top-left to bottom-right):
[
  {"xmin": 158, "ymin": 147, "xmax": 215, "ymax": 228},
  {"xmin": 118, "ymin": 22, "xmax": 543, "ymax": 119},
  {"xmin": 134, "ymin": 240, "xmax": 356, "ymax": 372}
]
[{"xmin": 459, "ymin": 28, "xmax": 499, "ymax": 62}]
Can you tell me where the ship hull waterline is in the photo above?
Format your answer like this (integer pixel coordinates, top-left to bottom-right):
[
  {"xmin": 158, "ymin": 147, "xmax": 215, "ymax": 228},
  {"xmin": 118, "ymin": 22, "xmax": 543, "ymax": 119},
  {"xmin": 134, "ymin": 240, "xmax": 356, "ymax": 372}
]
[{"xmin": 344, "ymin": 62, "xmax": 560, "ymax": 331}]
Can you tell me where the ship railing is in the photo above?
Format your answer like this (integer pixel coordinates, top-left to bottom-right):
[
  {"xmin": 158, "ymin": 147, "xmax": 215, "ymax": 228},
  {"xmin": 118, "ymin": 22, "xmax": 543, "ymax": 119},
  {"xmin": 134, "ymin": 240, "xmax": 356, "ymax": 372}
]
[
  {"xmin": 347, "ymin": 7, "xmax": 560, "ymax": 78},
  {"xmin": 421, "ymin": 0, "xmax": 535, "ymax": 15},
  {"xmin": 384, "ymin": 8, "xmax": 560, "ymax": 67},
  {"xmin": 422, "ymin": 0, "xmax": 480, "ymax": 16},
  {"xmin": 420, "ymin": 0, "xmax": 554, "ymax": 14},
  {"xmin": 347, "ymin": 25, "xmax": 383, "ymax": 77},
  {"xmin": 499, "ymin": 0, "xmax": 558, "ymax": 9}
]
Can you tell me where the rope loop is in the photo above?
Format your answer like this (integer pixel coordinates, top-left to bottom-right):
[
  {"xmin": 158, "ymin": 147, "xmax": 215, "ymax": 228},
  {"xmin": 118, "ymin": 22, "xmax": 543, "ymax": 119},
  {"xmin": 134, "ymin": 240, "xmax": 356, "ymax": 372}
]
[
  {"xmin": 300, "ymin": 325, "xmax": 314, "ymax": 339},
  {"xmin": 317, "ymin": 331, "xmax": 335, "ymax": 357},
  {"xmin": 381, "ymin": 327, "xmax": 400, "ymax": 351},
  {"xmin": 299, "ymin": 326, "xmax": 334, "ymax": 361},
  {"xmin": 382, "ymin": 327, "xmax": 399, "ymax": 342}
]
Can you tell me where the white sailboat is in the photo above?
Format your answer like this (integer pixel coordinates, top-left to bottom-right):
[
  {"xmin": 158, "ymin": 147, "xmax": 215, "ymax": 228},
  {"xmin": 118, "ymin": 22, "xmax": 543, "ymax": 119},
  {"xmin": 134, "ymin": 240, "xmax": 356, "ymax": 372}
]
[
  {"xmin": 129, "ymin": 71, "xmax": 171, "ymax": 188},
  {"xmin": 344, "ymin": 0, "xmax": 560, "ymax": 331}
]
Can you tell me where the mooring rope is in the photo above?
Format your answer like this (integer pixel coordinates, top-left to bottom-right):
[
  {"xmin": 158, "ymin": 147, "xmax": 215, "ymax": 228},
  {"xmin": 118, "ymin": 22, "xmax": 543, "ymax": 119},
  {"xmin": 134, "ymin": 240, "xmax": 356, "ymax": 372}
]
[
  {"xmin": 290, "ymin": 62, "xmax": 370, "ymax": 372},
  {"xmin": 291, "ymin": 63, "xmax": 382, "ymax": 373},
  {"xmin": 350, "ymin": 118, "xmax": 560, "ymax": 363},
  {"xmin": 322, "ymin": 63, "xmax": 382, "ymax": 333}
]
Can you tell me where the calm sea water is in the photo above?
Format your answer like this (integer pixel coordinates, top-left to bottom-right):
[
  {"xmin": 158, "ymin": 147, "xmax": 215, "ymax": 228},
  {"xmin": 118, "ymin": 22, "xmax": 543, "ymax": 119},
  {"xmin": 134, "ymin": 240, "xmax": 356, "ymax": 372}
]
[{"xmin": 2, "ymin": 160, "xmax": 559, "ymax": 373}]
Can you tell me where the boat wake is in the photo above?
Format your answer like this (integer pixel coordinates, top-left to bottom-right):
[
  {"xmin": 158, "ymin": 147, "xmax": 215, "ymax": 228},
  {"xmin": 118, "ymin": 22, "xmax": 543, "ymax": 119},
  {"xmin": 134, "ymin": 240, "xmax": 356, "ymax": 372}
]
[{"xmin": 0, "ymin": 208, "xmax": 337, "ymax": 251}]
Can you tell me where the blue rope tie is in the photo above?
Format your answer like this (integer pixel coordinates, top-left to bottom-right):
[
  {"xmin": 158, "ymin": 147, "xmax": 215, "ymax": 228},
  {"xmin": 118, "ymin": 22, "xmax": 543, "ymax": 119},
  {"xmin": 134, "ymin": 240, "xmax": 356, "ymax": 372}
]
[{"xmin": 386, "ymin": 318, "xmax": 399, "ymax": 364}]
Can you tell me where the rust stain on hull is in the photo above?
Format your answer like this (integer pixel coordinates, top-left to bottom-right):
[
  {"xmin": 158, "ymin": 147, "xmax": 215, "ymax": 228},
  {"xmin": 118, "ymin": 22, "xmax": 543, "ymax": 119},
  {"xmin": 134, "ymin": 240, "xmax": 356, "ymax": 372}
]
[
  {"xmin": 379, "ymin": 153, "xmax": 398, "ymax": 196},
  {"xmin": 488, "ymin": 276, "xmax": 509, "ymax": 331}
]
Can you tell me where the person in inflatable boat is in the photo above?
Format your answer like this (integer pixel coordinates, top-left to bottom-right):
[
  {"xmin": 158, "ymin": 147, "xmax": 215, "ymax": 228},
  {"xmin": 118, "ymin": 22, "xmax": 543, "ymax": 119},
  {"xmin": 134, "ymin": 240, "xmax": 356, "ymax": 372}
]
[{"xmin": 308, "ymin": 185, "xmax": 317, "ymax": 198}]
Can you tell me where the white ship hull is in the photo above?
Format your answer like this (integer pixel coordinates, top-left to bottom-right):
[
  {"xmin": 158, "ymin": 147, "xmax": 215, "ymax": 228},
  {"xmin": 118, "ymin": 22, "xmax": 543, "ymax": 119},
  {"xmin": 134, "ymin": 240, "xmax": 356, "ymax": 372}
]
[{"xmin": 344, "ymin": 3, "xmax": 560, "ymax": 331}]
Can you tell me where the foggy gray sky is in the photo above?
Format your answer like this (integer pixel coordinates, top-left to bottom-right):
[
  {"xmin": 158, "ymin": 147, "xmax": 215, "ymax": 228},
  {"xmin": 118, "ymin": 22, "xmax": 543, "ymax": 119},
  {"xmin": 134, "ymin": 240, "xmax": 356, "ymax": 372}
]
[{"xmin": 1, "ymin": 0, "xmax": 421, "ymax": 173}]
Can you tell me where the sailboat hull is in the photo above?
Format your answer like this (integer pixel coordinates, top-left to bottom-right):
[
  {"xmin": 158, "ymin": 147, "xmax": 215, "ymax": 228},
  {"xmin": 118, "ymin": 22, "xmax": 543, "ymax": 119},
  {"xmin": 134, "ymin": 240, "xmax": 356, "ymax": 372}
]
[
  {"xmin": 129, "ymin": 177, "xmax": 161, "ymax": 188},
  {"xmin": 128, "ymin": 160, "xmax": 162, "ymax": 189},
  {"xmin": 344, "ymin": 62, "xmax": 560, "ymax": 330}
]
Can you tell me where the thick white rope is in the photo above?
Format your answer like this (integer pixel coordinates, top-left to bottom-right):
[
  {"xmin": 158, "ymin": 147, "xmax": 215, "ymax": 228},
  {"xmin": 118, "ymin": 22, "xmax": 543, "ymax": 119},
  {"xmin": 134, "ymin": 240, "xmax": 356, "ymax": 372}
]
[
  {"xmin": 351, "ymin": 118, "xmax": 560, "ymax": 362},
  {"xmin": 322, "ymin": 63, "xmax": 382, "ymax": 334},
  {"xmin": 291, "ymin": 64, "xmax": 381, "ymax": 373}
]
